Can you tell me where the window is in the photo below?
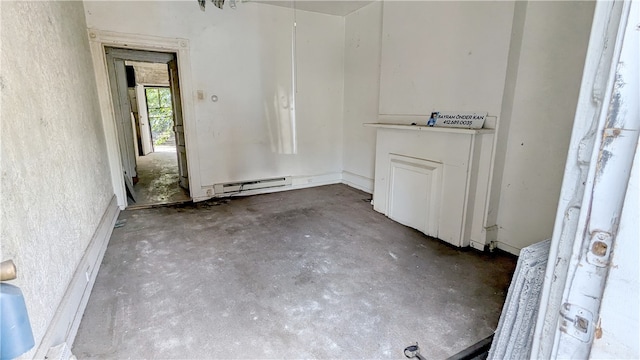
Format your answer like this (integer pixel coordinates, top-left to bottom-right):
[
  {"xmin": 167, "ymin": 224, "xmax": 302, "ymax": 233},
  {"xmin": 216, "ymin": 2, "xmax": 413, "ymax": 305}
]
[{"xmin": 145, "ymin": 87, "xmax": 174, "ymax": 145}]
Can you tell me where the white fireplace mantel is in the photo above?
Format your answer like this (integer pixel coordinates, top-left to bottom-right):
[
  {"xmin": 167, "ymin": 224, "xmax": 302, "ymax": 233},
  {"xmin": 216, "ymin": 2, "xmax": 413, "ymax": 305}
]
[
  {"xmin": 365, "ymin": 123, "xmax": 495, "ymax": 249},
  {"xmin": 364, "ymin": 123, "xmax": 494, "ymax": 135}
]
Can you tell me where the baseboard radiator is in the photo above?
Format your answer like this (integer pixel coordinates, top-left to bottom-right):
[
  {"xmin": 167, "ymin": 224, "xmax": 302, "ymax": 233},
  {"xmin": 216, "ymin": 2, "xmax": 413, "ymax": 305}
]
[
  {"xmin": 488, "ymin": 239, "xmax": 551, "ymax": 359},
  {"xmin": 213, "ymin": 176, "xmax": 292, "ymax": 195}
]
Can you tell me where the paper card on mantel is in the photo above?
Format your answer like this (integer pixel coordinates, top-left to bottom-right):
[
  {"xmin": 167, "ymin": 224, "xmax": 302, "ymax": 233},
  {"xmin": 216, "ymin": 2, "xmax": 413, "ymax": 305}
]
[{"xmin": 430, "ymin": 111, "xmax": 487, "ymax": 129}]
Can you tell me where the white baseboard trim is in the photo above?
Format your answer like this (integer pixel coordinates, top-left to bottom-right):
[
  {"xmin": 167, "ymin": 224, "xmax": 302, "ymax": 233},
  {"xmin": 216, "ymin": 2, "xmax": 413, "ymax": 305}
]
[
  {"xmin": 496, "ymin": 241, "xmax": 521, "ymax": 256},
  {"xmin": 290, "ymin": 172, "xmax": 342, "ymax": 189},
  {"xmin": 34, "ymin": 195, "xmax": 119, "ymax": 358},
  {"xmin": 469, "ymin": 240, "xmax": 486, "ymax": 251},
  {"xmin": 341, "ymin": 171, "xmax": 374, "ymax": 194}
]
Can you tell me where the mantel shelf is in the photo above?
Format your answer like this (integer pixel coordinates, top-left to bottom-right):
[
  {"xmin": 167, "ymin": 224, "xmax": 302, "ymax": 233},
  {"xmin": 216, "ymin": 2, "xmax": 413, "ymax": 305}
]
[{"xmin": 364, "ymin": 123, "xmax": 495, "ymax": 135}]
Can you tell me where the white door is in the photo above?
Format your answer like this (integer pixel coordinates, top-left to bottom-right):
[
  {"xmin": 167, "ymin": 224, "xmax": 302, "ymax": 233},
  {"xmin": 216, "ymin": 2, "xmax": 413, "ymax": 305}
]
[
  {"xmin": 168, "ymin": 59, "xmax": 189, "ymax": 190},
  {"xmin": 532, "ymin": 1, "xmax": 639, "ymax": 357},
  {"xmin": 135, "ymin": 84, "xmax": 154, "ymax": 155},
  {"xmin": 105, "ymin": 49, "xmax": 137, "ymax": 193}
]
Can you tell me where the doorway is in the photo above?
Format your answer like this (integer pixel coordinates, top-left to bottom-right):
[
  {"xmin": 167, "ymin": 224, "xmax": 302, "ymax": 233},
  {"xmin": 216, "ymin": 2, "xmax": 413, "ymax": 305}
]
[{"xmin": 105, "ymin": 47, "xmax": 190, "ymax": 208}]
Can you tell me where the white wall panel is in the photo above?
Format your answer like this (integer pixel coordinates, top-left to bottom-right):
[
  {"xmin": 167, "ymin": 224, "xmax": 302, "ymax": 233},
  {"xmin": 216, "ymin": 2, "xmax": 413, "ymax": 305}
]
[
  {"xmin": 379, "ymin": 1, "xmax": 514, "ymax": 118},
  {"xmin": 495, "ymin": 1, "xmax": 595, "ymax": 252},
  {"xmin": 387, "ymin": 155, "xmax": 442, "ymax": 237},
  {"xmin": 342, "ymin": 2, "xmax": 383, "ymax": 192}
]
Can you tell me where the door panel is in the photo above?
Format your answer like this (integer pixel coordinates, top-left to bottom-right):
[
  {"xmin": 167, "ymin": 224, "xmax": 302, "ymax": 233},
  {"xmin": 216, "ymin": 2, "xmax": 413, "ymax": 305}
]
[
  {"xmin": 105, "ymin": 49, "xmax": 137, "ymax": 191},
  {"xmin": 387, "ymin": 154, "xmax": 442, "ymax": 237},
  {"xmin": 168, "ymin": 59, "xmax": 189, "ymax": 190},
  {"xmin": 135, "ymin": 84, "xmax": 154, "ymax": 155}
]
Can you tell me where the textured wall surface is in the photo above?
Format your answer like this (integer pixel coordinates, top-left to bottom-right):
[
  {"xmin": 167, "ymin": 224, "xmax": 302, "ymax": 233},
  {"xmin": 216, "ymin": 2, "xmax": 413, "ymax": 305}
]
[{"xmin": 0, "ymin": 1, "xmax": 112, "ymax": 356}]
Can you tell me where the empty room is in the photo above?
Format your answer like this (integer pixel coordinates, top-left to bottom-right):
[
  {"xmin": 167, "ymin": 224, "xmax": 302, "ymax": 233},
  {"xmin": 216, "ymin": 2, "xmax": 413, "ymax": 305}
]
[{"xmin": 1, "ymin": 0, "xmax": 638, "ymax": 359}]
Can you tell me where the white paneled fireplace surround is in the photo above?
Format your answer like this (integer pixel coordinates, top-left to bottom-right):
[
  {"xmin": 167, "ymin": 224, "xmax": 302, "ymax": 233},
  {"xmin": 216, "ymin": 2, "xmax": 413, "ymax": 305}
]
[{"xmin": 366, "ymin": 123, "xmax": 495, "ymax": 249}]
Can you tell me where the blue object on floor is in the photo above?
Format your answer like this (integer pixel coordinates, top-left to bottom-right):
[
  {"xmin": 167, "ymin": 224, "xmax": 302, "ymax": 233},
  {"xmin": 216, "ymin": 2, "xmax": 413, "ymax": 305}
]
[{"xmin": 1, "ymin": 283, "xmax": 35, "ymax": 359}]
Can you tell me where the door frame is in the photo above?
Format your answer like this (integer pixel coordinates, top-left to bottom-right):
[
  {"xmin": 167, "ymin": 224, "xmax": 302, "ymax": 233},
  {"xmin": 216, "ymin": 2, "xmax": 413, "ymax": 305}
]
[{"xmin": 88, "ymin": 29, "xmax": 201, "ymax": 209}]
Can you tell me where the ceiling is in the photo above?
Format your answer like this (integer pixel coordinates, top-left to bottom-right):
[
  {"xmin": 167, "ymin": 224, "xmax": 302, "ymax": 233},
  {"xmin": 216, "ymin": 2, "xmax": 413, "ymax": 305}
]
[{"xmin": 250, "ymin": 0, "xmax": 376, "ymax": 16}]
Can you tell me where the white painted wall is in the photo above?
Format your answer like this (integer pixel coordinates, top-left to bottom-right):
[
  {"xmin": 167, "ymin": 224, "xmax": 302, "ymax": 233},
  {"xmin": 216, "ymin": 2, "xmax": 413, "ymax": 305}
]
[
  {"xmin": 493, "ymin": 1, "xmax": 595, "ymax": 252},
  {"xmin": 83, "ymin": 1, "xmax": 345, "ymax": 191},
  {"xmin": 378, "ymin": 1, "xmax": 514, "ymax": 118},
  {"xmin": 0, "ymin": 1, "xmax": 113, "ymax": 357},
  {"xmin": 342, "ymin": 1, "xmax": 382, "ymax": 193}
]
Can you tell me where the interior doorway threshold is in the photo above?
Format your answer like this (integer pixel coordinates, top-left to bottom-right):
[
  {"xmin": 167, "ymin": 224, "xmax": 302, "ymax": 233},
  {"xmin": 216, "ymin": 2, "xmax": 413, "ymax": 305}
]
[{"xmin": 126, "ymin": 199, "xmax": 192, "ymax": 210}]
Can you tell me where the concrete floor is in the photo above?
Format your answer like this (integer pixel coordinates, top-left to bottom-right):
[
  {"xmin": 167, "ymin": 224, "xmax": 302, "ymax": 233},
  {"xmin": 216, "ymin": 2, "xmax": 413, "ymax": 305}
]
[
  {"xmin": 131, "ymin": 145, "xmax": 190, "ymax": 208},
  {"xmin": 73, "ymin": 184, "xmax": 516, "ymax": 359}
]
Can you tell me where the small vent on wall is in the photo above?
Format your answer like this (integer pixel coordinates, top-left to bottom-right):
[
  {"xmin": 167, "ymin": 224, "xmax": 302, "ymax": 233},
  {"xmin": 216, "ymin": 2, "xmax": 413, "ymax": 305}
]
[{"xmin": 213, "ymin": 177, "xmax": 292, "ymax": 194}]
